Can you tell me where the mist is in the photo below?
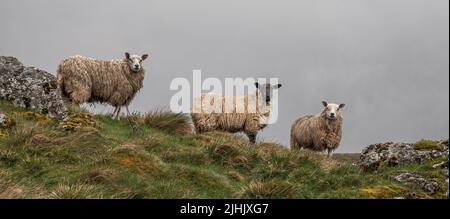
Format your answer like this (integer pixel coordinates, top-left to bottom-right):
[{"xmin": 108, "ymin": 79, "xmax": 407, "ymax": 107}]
[{"xmin": 1, "ymin": 0, "xmax": 448, "ymax": 152}]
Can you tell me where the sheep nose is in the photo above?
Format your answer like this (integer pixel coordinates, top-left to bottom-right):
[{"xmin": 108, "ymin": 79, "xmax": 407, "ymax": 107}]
[
  {"xmin": 330, "ymin": 113, "xmax": 335, "ymax": 117},
  {"xmin": 134, "ymin": 65, "xmax": 139, "ymax": 68}
]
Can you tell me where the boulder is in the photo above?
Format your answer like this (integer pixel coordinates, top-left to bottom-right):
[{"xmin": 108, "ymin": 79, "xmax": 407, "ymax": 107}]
[
  {"xmin": 394, "ymin": 173, "xmax": 440, "ymax": 194},
  {"xmin": 359, "ymin": 140, "xmax": 449, "ymax": 171},
  {"xmin": 0, "ymin": 56, "xmax": 67, "ymax": 117}
]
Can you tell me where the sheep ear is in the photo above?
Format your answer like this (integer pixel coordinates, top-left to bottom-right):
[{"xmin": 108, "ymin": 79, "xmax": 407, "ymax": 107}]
[
  {"xmin": 254, "ymin": 82, "xmax": 259, "ymax": 88},
  {"xmin": 322, "ymin": 101, "xmax": 328, "ymax": 107},
  {"xmin": 141, "ymin": 54, "xmax": 149, "ymax": 60},
  {"xmin": 125, "ymin": 52, "xmax": 130, "ymax": 60},
  {"xmin": 339, "ymin": 103, "xmax": 346, "ymax": 109}
]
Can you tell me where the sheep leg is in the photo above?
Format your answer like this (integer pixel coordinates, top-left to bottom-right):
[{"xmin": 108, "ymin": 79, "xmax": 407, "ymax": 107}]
[
  {"xmin": 114, "ymin": 106, "xmax": 122, "ymax": 120},
  {"xmin": 327, "ymin": 148, "xmax": 333, "ymax": 158},
  {"xmin": 111, "ymin": 107, "xmax": 119, "ymax": 117},
  {"xmin": 247, "ymin": 133, "xmax": 257, "ymax": 144},
  {"xmin": 290, "ymin": 137, "xmax": 298, "ymax": 149},
  {"xmin": 126, "ymin": 106, "xmax": 131, "ymax": 117}
]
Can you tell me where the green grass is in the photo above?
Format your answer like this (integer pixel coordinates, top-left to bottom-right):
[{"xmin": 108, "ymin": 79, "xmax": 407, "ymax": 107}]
[
  {"xmin": 413, "ymin": 139, "xmax": 443, "ymax": 151},
  {"xmin": 0, "ymin": 101, "xmax": 447, "ymax": 199}
]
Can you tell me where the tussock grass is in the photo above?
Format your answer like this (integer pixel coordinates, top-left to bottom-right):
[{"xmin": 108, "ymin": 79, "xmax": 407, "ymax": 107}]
[
  {"xmin": 413, "ymin": 139, "xmax": 443, "ymax": 151},
  {"xmin": 142, "ymin": 110, "xmax": 193, "ymax": 135},
  {"xmin": 2, "ymin": 122, "xmax": 37, "ymax": 147},
  {"xmin": 237, "ymin": 180, "xmax": 297, "ymax": 199},
  {"xmin": 0, "ymin": 170, "xmax": 47, "ymax": 198},
  {"xmin": 51, "ymin": 183, "xmax": 104, "ymax": 199},
  {"xmin": 0, "ymin": 100, "xmax": 447, "ymax": 199}
]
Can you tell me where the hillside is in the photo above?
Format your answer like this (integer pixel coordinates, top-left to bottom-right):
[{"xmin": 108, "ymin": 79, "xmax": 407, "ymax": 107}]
[{"xmin": 0, "ymin": 101, "xmax": 448, "ymax": 199}]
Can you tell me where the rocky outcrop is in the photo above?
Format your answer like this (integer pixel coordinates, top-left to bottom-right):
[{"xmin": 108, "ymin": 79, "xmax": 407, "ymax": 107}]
[
  {"xmin": 359, "ymin": 140, "xmax": 449, "ymax": 171},
  {"xmin": 394, "ymin": 173, "xmax": 440, "ymax": 194},
  {"xmin": 0, "ymin": 56, "xmax": 67, "ymax": 117},
  {"xmin": 359, "ymin": 139, "xmax": 449, "ymax": 197}
]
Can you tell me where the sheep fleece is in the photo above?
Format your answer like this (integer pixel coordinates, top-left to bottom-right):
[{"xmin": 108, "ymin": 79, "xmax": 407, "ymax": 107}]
[
  {"xmin": 290, "ymin": 112, "xmax": 343, "ymax": 151},
  {"xmin": 191, "ymin": 93, "xmax": 270, "ymax": 136},
  {"xmin": 57, "ymin": 56, "xmax": 144, "ymax": 107}
]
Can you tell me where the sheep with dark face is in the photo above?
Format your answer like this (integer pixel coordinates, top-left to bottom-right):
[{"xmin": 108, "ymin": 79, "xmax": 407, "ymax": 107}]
[
  {"xmin": 57, "ymin": 52, "xmax": 149, "ymax": 119},
  {"xmin": 191, "ymin": 82, "xmax": 282, "ymax": 143},
  {"xmin": 290, "ymin": 101, "xmax": 346, "ymax": 157}
]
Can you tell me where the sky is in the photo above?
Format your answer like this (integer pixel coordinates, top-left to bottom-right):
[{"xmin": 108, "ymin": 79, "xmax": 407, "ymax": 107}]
[{"xmin": 0, "ymin": 0, "xmax": 448, "ymax": 152}]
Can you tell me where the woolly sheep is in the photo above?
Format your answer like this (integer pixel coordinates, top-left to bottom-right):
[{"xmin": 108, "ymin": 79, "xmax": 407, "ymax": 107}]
[
  {"xmin": 191, "ymin": 82, "xmax": 282, "ymax": 143},
  {"xmin": 57, "ymin": 53, "xmax": 149, "ymax": 119},
  {"xmin": 290, "ymin": 101, "xmax": 345, "ymax": 157}
]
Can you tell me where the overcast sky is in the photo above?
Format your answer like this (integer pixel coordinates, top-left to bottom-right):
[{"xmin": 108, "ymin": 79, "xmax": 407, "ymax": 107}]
[{"xmin": 1, "ymin": 0, "xmax": 448, "ymax": 152}]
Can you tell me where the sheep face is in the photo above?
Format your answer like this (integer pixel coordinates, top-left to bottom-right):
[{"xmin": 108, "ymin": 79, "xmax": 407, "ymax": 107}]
[
  {"xmin": 322, "ymin": 101, "xmax": 345, "ymax": 120},
  {"xmin": 254, "ymin": 82, "xmax": 282, "ymax": 105},
  {"xmin": 125, "ymin": 52, "xmax": 149, "ymax": 72}
]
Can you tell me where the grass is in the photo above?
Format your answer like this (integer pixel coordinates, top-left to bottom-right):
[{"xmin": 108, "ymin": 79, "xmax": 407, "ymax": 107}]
[
  {"xmin": 141, "ymin": 110, "xmax": 193, "ymax": 135},
  {"xmin": 0, "ymin": 100, "xmax": 448, "ymax": 199},
  {"xmin": 413, "ymin": 139, "xmax": 443, "ymax": 151}
]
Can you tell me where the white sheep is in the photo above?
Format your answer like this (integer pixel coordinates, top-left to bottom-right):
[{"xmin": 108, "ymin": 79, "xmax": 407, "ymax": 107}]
[
  {"xmin": 290, "ymin": 101, "xmax": 345, "ymax": 157},
  {"xmin": 56, "ymin": 52, "xmax": 149, "ymax": 119}
]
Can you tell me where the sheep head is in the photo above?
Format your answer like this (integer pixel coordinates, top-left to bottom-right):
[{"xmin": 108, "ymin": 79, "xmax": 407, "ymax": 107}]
[
  {"xmin": 125, "ymin": 52, "xmax": 149, "ymax": 73},
  {"xmin": 322, "ymin": 101, "xmax": 345, "ymax": 120},
  {"xmin": 254, "ymin": 82, "xmax": 282, "ymax": 106}
]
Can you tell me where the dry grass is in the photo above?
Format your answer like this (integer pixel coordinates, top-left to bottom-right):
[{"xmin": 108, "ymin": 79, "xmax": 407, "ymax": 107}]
[
  {"xmin": 142, "ymin": 110, "xmax": 193, "ymax": 135},
  {"xmin": 0, "ymin": 170, "xmax": 47, "ymax": 198},
  {"xmin": 237, "ymin": 180, "xmax": 297, "ymax": 199},
  {"xmin": 0, "ymin": 100, "xmax": 447, "ymax": 199}
]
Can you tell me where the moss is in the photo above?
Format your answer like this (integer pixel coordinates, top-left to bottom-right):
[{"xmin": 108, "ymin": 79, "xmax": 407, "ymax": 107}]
[
  {"xmin": 413, "ymin": 139, "xmax": 443, "ymax": 151},
  {"xmin": 111, "ymin": 146, "xmax": 168, "ymax": 176},
  {"xmin": 0, "ymin": 129, "xmax": 6, "ymax": 140},
  {"xmin": 359, "ymin": 186, "xmax": 403, "ymax": 198},
  {"xmin": 359, "ymin": 185, "xmax": 431, "ymax": 199},
  {"xmin": 12, "ymin": 111, "xmax": 49, "ymax": 124},
  {"xmin": 59, "ymin": 114, "xmax": 100, "ymax": 131},
  {"xmin": 0, "ymin": 56, "xmax": 21, "ymax": 64}
]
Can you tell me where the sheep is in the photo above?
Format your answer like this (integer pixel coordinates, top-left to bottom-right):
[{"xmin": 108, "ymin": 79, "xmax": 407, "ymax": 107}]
[
  {"xmin": 290, "ymin": 101, "xmax": 345, "ymax": 157},
  {"xmin": 57, "ymin": 52, "xmax": 149, "ymax": 119},
  {"xmin": 191, "ymin": 82, "xmax": 282, "ymax": 143}
]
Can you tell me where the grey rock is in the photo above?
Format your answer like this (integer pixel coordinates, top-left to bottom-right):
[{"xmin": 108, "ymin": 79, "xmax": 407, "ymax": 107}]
[
  {"xmin": 394, "ymin": 173, "xmax": 440, "ymax": 194},
  {"xmin": 432, "ymin": 161, "xmax": 448, "ymax": 169},
  {"xmin": 0, "ymin": 113, "xmax": 6, "ymax": 125},
  {"xmin": 359, "ymin": 140, "xmax": 448, "ymax": 171},
  {"xmin": 0, "ymin": 112, "xmax": 13, "ymax": 129},
  {"xmin": 0, "ymin": 56, "xmax": 67, "ymax": 117},
  {"xmin": 441, "ymin": 139, "xmax": 449, "ymax": 148}
]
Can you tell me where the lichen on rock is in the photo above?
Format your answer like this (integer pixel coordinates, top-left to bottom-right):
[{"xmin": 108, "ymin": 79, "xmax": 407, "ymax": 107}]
[
  {"xmin": 359, "ymin": 140, "xmax": 449, "ymax": 171},
  {"xmin": 394, "ymin": 173, "xmax": 440, "ymax": 195},
  {"xmin": 0, "ymin": 56, "xmax": 67, "ymax": 117}
]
